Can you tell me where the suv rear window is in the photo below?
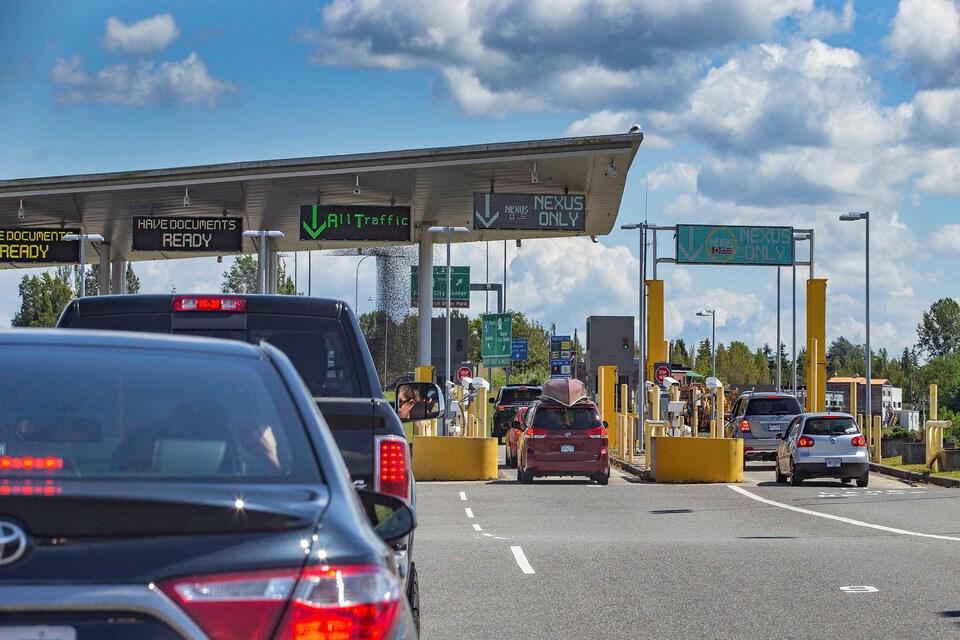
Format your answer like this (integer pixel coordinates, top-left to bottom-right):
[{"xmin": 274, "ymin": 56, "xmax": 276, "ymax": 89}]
[
  {"xmin": 533, "ymin": 405, "xmax": 601, "ymax": 430},
  {"xmin": 500, "ymin": 388, "xmax": 542, "ymax": 404},
  {"xmin": 745, "ymin": 397, "xmax": 802, "ymax": 416},
  {"xmin": 803, "ymin": 417, "xmax": 859, "ymax": 436},
  {"xmin": 0, "ymin": 345, "xmax": 322, "ymax": 483}
]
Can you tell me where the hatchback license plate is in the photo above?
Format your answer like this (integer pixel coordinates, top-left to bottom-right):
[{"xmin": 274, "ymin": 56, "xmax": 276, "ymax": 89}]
[
  {"xmin": 560, "ymin": 444, "xmax": 575, "ymax": 453},
  {"xmin": 0, "ymin": 627, "xmax": 76, "ymax": 640},
  {"xmin": 826, "ymin": 457, "xmax": 841, "ymax": 468},
  {"xmin": 767, "ymin": 424, "xmax": 781, "ymax": 431}
]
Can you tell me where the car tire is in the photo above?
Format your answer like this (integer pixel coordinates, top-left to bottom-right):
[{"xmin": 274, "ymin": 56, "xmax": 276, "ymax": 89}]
[
  {"xmin": 520, "ymin": 466, "xmax": 533, "ymax": 484},
  {"xmin": 840, "ymin": 477, "xmax": 852, "ymax": 484},
  {"xmin": 856, "ymin": 472, "xmax": 869, "ymax": 488},
  {"xmin": 594, "ymin": 472, "xmax": 609, "ymax": 486},
  {"xmin": 775, "ymin": 463, "xmax": 787, "ymax": 484},
  {"xmin": 517, "ymin": 462, "xmax": 523, "ymax": 483},
  {"xmin": 406, "ymin": 561, "xmax": 420, "ymax": 636},
  {"xmin": 789, "ymin": 464, "xmax": 803, "ymax": 486}
]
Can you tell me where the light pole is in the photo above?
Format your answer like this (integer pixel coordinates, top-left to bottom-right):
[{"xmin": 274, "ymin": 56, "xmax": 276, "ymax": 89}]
[
  {"xmin": 839, "ymin": 211, "xmax": 870, "ymax": 424},
  {"xmin": 428, "ymin": 226, "xmax": 469, "ymax": 435},
  {"xmin": 62, "ymin": 233, "xmax": 104, "ymax": 298},
  {"xmin": 242, "ymin": 230, "xmax": 284, "ymax": 293},
  {"xmin": 621, "ymin": 222, "xmax": 646, "ymax": 421},
  {"xmin": 697, "ymin": 309, "xmax": 716, "ymax": 428},
  {"xmin": 354, "ymin": 254, "xmax": 373, "ymax": 311},
  {"xmin": 792, "ymin": 232, "xmax": 811, "ymax": 396}
]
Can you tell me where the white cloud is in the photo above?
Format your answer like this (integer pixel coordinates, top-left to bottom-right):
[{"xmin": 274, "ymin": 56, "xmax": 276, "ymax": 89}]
[
  {"xmin": 887, "ymin": 0, "xmax": 960, "ymax": 88},
  {"xmin": 103, "ymin": 14, "xmax": 181, "ymax": 56},
  {"xmin": 647, "ymin": 162, "xmax": 697, "ymax": 193},
  {"xmin": 931, "ymin": 224, "xmax": 960, "ymax": 253},
  {"xmin": 797, "ymin": 1, "xmax": 855, "ymax": 38},
  {"xmin": 51, "ymin": 54, "xmax": 89, "ymax": 84},
  {"xmin": 563, "ymin": 110, "xmax": 640, "ymax": 137}
]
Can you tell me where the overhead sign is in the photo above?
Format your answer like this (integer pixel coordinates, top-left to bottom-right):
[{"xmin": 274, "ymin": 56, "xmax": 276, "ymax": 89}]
[
  {"xmin": 0, "ymin": 228, "xmax": 80, "ymax": 263},
  {"xmin": 132, "ymin": 216, "xmax": 242, "ymax": 252},
  {"xmin": 481, "ymin": 313, "xmax": 512, "ymax": 368},
  {"xmin": 474, "ymin": 193, "xmax": 585, "ymax": 231},
  {"xmin": 511, "ymin": 338, "xmax": 528, "ymax": 361},
  {"xmin": 300, "ymin": 205, "xmax": 411, "ymax": 242},
  {"xmin": 550, "ymin": 335, "xmax": 572, "ymax": 379},
  {"xmin": 676, "ymin": 224, "xmax": 794, "ymax": 266},
  {"xmin": 410, "ymin": 266, "xmax": 470, "ymax": 308}
]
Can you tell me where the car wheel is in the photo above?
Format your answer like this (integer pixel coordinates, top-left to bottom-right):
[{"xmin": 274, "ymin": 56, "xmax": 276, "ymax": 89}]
[
  {"xmin": 594, "ymin": 472, "xmax": 609, "ymax": 485},
  {"xmin": 406, "ymin": 561, "xmax": 420, "ymax": 636},
  {"xmin": 516, "ymin": 462, "xmax": 523, "ymax": 483},
  {"xmin": 789, "ymin": 463, "xmax": 803, "ymax": 486},
  {"xmin": 775, "ymin": 462, "xmax": 787, "ymax": 484},
  {"xmin": 520, "ymin": 466, "xmax": 533, "ymax": 484},
  {"xmin": 742, "ymin": 456, "xmax": 748, "ymax": 471},
  {"xmin": 856, "ymin": 472, "xmax": 869, "ymax": 488},
  {"xmin": 840, "ymin": 477, "xmax": 852, "ymax": 485}
]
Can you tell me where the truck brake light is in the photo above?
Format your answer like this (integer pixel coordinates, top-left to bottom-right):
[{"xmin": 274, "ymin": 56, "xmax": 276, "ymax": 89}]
[{"xmin": 173, "ymin": 296, "xmax": 246, "ymax": 312}]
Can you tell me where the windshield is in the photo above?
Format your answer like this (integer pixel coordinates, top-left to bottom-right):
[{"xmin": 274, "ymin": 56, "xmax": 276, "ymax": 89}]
[
  {"xmin": 745, "ymin": 397, "xmax": 802, "ymax": 416},
  {"xmin": 803, "ymin": 417, "xmax": 860, "ymax": 436},
  {"xmin": 533, "ymin": 405, "xmax": 601, "ymax": 430},
  {"xmin": 0, "ymin": 345, "xmax": 321, "ymax": 483},
  {"xmin": 500, "ymin": 388, "xmax": 542, "ymax": 404}
]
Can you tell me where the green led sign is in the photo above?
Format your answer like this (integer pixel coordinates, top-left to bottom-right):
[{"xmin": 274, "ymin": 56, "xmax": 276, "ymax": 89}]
[
  {"xmin": 676, "ymin": 224, "xmax": 794, "ymax": 266},
  {"xmin": 299, "ymin": 205, "xmax": 411, "ymax": 242}
]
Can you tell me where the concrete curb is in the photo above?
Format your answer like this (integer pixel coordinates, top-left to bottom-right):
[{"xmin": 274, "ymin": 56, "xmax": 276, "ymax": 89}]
[{"xmin": 613, "ymin": 456, "xmax": 960, "ymax": 488}]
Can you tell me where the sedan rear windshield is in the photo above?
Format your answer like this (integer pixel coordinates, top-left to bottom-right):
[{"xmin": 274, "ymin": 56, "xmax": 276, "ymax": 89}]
[
  {"xmin": 745, "ymin": 397, "xmax": 802, "ymax": 416},
  {"xmin": 533, "ymin": 405, "xmax": 601, "ymax": 430},
  {"xmin": 0, "ymin": 345, "xmax": 322, "ymax": 483},
  {"xmin": 803, "ymin": 417, "xmax": 860, "ymax": 436},
  {"xmin": 500, "ymin": 388, "xmax": 542, "ymax": 404}
]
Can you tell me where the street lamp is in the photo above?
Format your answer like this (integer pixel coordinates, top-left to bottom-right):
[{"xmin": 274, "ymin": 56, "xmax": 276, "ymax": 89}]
[
  {"xmin": 792, "ymin": 232, "xmax": 811, "ymax": 396},
  {"xmin": 621, "ymin": 222, "xmax": 646, "ymax": 422},
  {"xmin": 428, "ymin": 226, "xmax": 469, "ymax": 435},
  {"xmin": 354, "ymin": 254, "xmax": 373, "ymax": 311},
  {"xmin": 839, "ymin": 211, "xmax": 870, "ymax": 424},
  {"xmin": 697, "ymin": 309, "xmax": 717, "ymax": 430},
  {"xmin": 242, "ymin": 230, "xmax": 284, "ymax": 293},
  {"xmin": 62, "ymin": 233, "xmax": 104, "ymax": 298}
]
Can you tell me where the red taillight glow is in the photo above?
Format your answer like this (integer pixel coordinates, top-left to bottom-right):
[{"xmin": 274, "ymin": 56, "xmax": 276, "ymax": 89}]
[
  {"xmin": 497, "ymin": 404, "xmax": 505, "ymax": 410},
  {"xmin": 0, "ymin": 456, "xmax": 63, "ymax": 471},
  {"xmin": 376, "ymin": 437, "xmax": 410, "ymax": 502},
  {"xmin": 527, "ymin": 427, "xmax": 549, "ymax": 439},
  {"xmin": 852, "ymin": 435, "xmax": 866, "ymax": 447},
  {"xmin": 797, "ymin": 435, "xmax": 815, "ymax": 448},
  {"xmin": 740, "ymin": 419, "xmax": 751, "ymax": 432},
  {"xmin": 585, "ymin": 425, "xmax": 607, "ymax": 439},
  {"xmin": 159, "ymin": 564, "xmax": 401, "ymax": 640},
  {"xmin": 173, "ymin": 296, "xmax": 246, "ymax": 312}
]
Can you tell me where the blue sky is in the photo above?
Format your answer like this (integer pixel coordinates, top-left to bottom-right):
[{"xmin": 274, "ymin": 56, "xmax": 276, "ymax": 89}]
[{"xmin": 2, "ymin": 0, "xmax": 959, "ymax": 367}]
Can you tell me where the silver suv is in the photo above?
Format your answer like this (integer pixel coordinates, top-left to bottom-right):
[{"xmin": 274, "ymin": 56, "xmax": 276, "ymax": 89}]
[{"xmin": 726, "ymin": 392, "xmax": 803, "ymax": 468}]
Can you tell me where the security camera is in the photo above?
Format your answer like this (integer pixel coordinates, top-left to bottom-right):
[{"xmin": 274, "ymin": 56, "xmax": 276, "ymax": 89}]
[
  {"xmin": 662, "ymin": 376, "xmax": 679, "ymax": 386},
  {"xmin": 705, "ymin": 376, "xmax": 722, "ymax": 390},
  {"xmin": 644, "ymin": 380, "xmax": 655, "ymax": 390}
]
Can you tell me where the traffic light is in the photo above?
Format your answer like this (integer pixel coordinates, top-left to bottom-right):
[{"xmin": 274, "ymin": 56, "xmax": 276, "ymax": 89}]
[{"xmin": 622, "ymin": 336, "xmax": 630, "ymax": 350}]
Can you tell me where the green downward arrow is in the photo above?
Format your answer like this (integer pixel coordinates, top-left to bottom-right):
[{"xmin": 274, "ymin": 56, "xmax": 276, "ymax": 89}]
[{"xmin": 303, "ymin": 204, "xmax": 327, "ymax": 239}]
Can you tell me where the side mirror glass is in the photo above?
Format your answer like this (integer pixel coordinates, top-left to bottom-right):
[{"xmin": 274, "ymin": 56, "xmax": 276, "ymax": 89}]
[
  {"xmin": 358, "ymin": 490, "xmax": 416, "ymax": 545},
  {"xmin": 394, "ymin": 382, "xmax": 443, "ymax": 422},
  {"xmin": 489, "ymin": 397, "xmax": 495, "ymax": 403}
]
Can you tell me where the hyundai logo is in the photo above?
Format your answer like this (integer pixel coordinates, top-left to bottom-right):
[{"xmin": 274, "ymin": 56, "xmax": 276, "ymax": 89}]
[{"xmin": 0, "ymin": 521, "xmax": 28, "ymax": 566}]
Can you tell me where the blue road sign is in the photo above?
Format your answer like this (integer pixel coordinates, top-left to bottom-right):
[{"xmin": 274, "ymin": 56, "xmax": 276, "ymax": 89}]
[
  {"xmin": 550, "ymin": 335, "xmax": 572, "ymax": 379},
  {"xmin": 511, "ymin": 338, "xmax": 528, "ymax": 361}
]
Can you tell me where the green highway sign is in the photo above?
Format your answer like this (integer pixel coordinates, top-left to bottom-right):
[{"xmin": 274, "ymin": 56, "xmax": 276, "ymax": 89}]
[
  {"xmin": 482, "ymin": 313, "xmax": 512, "ymax": 368},
  {"xmin": 676, "ymin": 224, "xmax": 794, "ymax": 266},
  {"xmin": 410, "ymin": 266, "xmax": 470, "ymax": 308}
]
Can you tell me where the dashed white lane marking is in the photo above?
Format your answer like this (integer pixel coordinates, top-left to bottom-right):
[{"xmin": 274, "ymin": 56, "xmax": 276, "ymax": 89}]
[
  {"xmin": 728, "ymin": 485, "xmax": 960, "ymax": 542},
  {"xmin": 473, "ymin": 524, "xmax": 482, "ymax": 531},
  {"xmin": 460, "ymin": 492, "xmax": 467, "ymax": 501},
  {"xmin": 511, "ymin": 546, "xmax": 535, "ymax": 574},
  {"xmin": 465, "ymin": 508, "xmax": 474, "ymax": 518}
]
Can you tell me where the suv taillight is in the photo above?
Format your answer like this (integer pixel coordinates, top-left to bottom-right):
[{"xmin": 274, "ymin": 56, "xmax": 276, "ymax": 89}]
[
  {"xmin": 852, "ymin": 435, "xmax": 866, "ymax": 447},
  {"xmin": 585, "ymin": 425, "xmax": 607, "ymax": 439},
  {"xmin": 797, "ymin": 435, "xmax": 815, "ymax": 447},
  {"xmin": 740, "ymin": 419, "xmax": 751, "ymax": 433},
  {"xmin": 159, "ymin": 564, "xmax": 401, "ymax": 640},
  {"xmin": 376, "ymin": 436, "xmax": 410, "ymax": 502},
  {"xmin": 173, "ymin": 295, "xmax": 246, "ymax": 312},
  {"xmin": 527, "ymin": 427, "xmax": 549, "ymax": 439}
]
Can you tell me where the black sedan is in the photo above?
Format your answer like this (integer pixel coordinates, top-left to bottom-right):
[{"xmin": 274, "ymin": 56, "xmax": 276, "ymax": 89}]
[{"xmin": 0, "ymin": 329, "xmax": 416, "ymax": 639}]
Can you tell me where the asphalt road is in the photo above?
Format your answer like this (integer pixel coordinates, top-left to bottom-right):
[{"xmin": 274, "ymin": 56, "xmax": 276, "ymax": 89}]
[{"xmin": 414, "ymin": 455, "xmax": 960, "ymax": 640}]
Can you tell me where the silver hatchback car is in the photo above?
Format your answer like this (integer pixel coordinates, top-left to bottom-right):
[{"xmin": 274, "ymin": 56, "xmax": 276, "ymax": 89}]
[{"xmin": 775, "ymin": 412, "xmax": 869, "ymax": 487}]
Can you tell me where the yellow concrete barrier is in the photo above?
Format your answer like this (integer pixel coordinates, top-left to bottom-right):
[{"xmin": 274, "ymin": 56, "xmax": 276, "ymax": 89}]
[
  {"xmin": 411, "ymin": 436, "xmax": 499, "ymax": 481},
  {"xmin": 650, "ymin": 436, "xmax": 743, "ymax": 483}
]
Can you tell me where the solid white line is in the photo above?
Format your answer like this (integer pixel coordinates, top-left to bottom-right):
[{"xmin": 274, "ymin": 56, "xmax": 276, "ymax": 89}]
[
  {"xmin": 465, "ymin": 508, "xmax": 474, "ymax": 518},
  {"xmin": 459, "ymin": 492, "xmax": 467, "ymax": 501},
  {"xmin": 511, "ymin": 546, "xmax": 535, "ymax": 574},
  {"xmin": 728, "ymin": 485, "xmax": 960, "ymax": 542},
  {"xmin": 473, "ymin": 524, "xmax": 482, "ymax": 531}
]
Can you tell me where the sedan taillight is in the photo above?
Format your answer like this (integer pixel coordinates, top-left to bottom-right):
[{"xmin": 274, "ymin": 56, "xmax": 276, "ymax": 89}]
[
  {"xmin": 376, "ymin": 436, "xmax": 410, "ymax": 502},
  {"xmin": 852, "ymin": 435, "xmax": 866, "ymax": 447},
  {"xmin": 740, "ymin": 419, "xmax": 751, "ymax": 433},
  {"xmin": 797, "ymin": 435, "xmax": 815, "ymax": 448},
  {"xmin": 159, "ymin": 564, "xmax": 401, "ymax": 640}
]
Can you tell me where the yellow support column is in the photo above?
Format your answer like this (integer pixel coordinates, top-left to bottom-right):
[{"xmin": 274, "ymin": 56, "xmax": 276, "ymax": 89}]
[
  {"xmin": 872, "ymin": 415, "xmax": 882, "ymax": 464},
  {"xmin": 806, "ymin": 279, "xmax": 827, "ymax": 412},
  {"xmin": 931, "ymin": 384, "xmax": 938, "ymax": 421},
  {"xmin": 598, "ymin": 366, "xmax": 618, "ymax": 444},
  {"xmin": 646, "ymin": 279, "xmax": 666, "ymax": 384},
  {"xmin": 849, "ymin": 381, "xmax": 857, "ymax": 417}
]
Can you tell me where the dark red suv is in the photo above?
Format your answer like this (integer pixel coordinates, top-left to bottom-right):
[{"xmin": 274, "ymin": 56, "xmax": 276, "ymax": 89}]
[{"xmin": 517, "ymin": 398, "xmax": 610, "ymax": 485}]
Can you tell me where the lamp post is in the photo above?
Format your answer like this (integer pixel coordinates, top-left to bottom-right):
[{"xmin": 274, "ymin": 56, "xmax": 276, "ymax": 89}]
[
  {"xmin": 62, "ymin": 233, "xmax": 104, "ymax": 298},
  {"xmin": 792, "ymin": 232, "xmax": 811, "ymax": 396},
  {"xmin": 839, "ymin": 211, "xmax": 870, "ymax": 424},
  {"xmin": 428, "ymin": 226, "xmax": 469, "ymax": 435},
  {"xmin": 354, "ymin": 254, "xmax": 373, "ymax": 312},
  {"xmin": 697, "ymin": 309, "xmax": 716, "ymax": 428},
  {"xmin": 242, "ymin": 230, "xmax": 284, "ymax": 293},
  {"xmin": 621, "ymin": 222, "xmax": 646, "ymax": 422}
]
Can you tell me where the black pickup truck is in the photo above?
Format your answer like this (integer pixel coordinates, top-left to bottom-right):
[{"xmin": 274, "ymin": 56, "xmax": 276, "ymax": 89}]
[{"xmin": 57, "ymin": 293, "xmax": 434, "ymax": 632}]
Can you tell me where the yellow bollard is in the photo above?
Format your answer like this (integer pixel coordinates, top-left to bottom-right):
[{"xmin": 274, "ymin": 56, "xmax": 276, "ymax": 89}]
[
  {"xmin": 849, "ymin": 381, "xmax": 857, "ymax": 417},
  {"xmin": 930, "ymin": 384, "xmax": 938, "ymax": 421},
  {"xmin": 925, "ymin": 420, "xmax": 952, "ymax": 472},
  {"xmin": 872, "ymin": 415, "xmax": 882, "ymax": 464},
  {"xmin": 598, "ymin": 366, "xmax": 618, "ymax": 443}
]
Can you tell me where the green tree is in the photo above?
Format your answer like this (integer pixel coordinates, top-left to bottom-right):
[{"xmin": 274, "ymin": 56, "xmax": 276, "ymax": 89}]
[
  {"xmin": 919, "ymin": 353, "xmax": 960, "ymax": 415},
  {"xmin": 916, "ymin": 297, "xmax": 960, "ymax": 359},
  {"xmin": 12, "ymin": 270, "xmax": 74, "ymax": 327},
  {"xmin": 222, "ymin": 255, "xmax": 296, "ymax": 294},
  {"xmin": 84, "ymin": 264, "xmax": 141, "ymax": 295}
]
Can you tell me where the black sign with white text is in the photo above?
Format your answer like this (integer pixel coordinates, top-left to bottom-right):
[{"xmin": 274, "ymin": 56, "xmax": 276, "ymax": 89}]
[
  {"xmin": 474, "ymin": 193, "xmax": 586, "ymax": 231},
  {"xmin": 132, "ymin": 216, "xmax": 243, "ymax": 252},
  {"xmin": 0, "ymin": 228, "xmax": 80, "ymax": 263}
]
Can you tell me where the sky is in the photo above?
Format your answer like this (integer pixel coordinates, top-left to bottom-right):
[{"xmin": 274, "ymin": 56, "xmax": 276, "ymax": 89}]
[{"xmin": 2, "ymin": 0, "xmax": 959, "ymax": 367}]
